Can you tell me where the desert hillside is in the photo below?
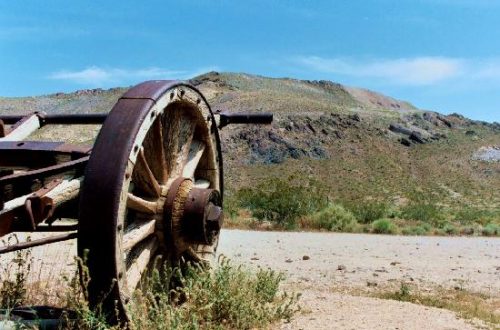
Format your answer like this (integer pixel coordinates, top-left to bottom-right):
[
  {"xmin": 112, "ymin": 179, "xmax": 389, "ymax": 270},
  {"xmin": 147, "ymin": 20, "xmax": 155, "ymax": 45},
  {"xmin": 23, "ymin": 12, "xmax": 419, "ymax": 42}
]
[{"xmin": 1, "ymin": 72, "xmax": 499, "ymax": 233}]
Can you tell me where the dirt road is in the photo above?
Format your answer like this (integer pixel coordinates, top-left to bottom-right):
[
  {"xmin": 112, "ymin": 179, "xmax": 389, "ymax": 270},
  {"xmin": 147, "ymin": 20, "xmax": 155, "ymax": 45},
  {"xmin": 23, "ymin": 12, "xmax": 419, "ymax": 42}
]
[
  {"xmin": 2, "ymin": 230, "xmax": 498, "ymax": 329},
  {"xmin": 218, "ymin": 230, "xmax": 499, "ymax": 330}
]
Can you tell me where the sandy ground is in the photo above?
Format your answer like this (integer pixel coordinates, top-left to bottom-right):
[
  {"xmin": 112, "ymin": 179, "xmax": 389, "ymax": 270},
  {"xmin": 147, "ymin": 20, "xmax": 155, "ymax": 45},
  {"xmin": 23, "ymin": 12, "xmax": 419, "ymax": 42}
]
[
  {"xmin": 1, "ymin": 230, "xmax": 499, "ymax": 329},
  {"xmin": 217, "ymin": 230, "xmax": 499, "ymax": 330}
]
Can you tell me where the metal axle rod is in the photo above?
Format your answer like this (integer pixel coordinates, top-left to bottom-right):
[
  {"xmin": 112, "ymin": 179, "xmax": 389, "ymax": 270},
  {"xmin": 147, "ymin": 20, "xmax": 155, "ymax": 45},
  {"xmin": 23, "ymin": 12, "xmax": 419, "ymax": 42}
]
[{"xmin": 0, "ymin": 113, "xmax": 108, "ymax": 125}]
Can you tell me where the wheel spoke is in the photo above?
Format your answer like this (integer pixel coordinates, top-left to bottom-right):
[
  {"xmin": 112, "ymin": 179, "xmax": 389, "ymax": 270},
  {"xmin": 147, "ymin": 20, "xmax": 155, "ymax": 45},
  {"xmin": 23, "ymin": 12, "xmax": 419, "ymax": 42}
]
[
  {"xmin": 122, "ymin": 219, "xmax": 156, "ymax": 252},
  {"xmin": 126, "ymin": 237, "xmax": 158, "ymax": 292},
  {"xmin": 163, "ymin": 109, "xmax": 181, "ymax": 176},
  {"xmin": 182, "ymin": 140, "xmax": 205, "ymax": 179},
  {"xmin": 127, "ymin": 193, "xmax": 157, "ymax": 215},
  {"xmin": 132, "ymin": 148, "xmax": 161, "ymax": 197},
  {"xmin": 194, "ymin": 179, "xmax": 210, "ymax": 189},
  {"xmin": 175, "ymin": 114, "xmax": 196, "ymax": 174},
  {"xmin": 142, "ymin": 118, "xmax": 167, "ymax": 183}
]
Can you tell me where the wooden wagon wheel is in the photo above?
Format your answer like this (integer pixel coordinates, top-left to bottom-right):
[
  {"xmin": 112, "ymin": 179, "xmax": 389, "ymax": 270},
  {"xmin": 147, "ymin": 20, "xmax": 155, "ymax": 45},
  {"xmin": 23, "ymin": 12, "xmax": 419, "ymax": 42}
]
[{"xmin": 77, "ymin": 81, "xmax": 223, "ymax": 322}]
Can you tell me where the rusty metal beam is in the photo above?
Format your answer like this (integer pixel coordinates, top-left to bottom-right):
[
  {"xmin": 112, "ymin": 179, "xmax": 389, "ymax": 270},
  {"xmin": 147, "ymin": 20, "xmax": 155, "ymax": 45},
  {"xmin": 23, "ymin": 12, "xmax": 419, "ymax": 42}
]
[
  {"xmin": 0, "ymin": 113, "xmax": 107, "ymax": 125},
  {"xmin": 0, "ymin": 232, "xmax": 77, "ymax": 254}
]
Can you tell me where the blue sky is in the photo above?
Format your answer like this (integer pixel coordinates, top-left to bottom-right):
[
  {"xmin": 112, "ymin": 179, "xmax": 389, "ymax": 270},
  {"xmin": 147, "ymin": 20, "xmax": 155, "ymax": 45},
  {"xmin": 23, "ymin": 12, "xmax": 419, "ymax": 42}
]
[{"xmin": 0, "ymin": 0, "xmax": 499, "ymax": 122}]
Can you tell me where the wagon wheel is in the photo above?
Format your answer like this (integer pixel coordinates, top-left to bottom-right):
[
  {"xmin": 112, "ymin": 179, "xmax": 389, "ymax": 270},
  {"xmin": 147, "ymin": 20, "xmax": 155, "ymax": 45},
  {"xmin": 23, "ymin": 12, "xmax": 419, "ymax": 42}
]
[{"xmin": 77, "ymin": 81, "xmax": 223, "ymax": 322}]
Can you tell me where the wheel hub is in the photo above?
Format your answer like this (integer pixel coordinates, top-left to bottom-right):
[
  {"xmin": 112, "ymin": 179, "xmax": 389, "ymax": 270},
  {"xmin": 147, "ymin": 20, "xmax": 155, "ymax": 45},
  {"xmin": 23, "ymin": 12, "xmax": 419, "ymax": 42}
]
[{"xmin": 164, "ymin": 178, "xmax": 223, "ymax": 251}]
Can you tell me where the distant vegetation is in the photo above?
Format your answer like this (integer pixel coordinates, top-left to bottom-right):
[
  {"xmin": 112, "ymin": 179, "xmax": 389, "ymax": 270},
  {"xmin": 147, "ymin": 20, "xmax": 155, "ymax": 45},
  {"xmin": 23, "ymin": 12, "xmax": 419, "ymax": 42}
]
[{"xmin": 225, "ymin": 176, "xmax": 500, "ymax": 236}]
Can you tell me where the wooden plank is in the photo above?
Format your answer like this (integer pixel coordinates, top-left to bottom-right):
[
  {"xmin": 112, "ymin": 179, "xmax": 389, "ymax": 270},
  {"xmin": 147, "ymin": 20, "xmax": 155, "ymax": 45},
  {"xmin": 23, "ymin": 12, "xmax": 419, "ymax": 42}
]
[{"xmin": 0, "ymin": 114, "xmax": 41, "ymax": 141}]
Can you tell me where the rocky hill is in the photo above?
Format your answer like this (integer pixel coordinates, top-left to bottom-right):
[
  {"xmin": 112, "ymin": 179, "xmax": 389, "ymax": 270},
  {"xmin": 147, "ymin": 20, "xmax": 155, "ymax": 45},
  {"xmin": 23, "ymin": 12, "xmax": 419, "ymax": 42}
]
[{"xmin": 1, "ymin": 72, "xmax": 499, "ymax": 226}]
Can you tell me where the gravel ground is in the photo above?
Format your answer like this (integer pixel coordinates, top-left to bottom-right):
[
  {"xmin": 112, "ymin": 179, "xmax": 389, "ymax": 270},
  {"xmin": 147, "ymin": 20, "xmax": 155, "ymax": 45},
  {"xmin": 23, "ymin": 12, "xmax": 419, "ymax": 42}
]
[
  {"xmin": 2, "ymin": 230, "xmax": 498, "ymax": 329},
  {"xmin": 218, "ymin": 230, "xmax": 500, "ymax": 330}
]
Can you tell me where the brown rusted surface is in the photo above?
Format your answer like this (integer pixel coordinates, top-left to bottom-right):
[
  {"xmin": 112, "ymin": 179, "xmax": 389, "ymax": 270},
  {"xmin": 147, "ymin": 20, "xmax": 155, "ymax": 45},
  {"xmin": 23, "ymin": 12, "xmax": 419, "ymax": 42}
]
[
  {"xmin": 0, "ymin": 119, "xmax": 6, "ymax": 137},
  {"xmin": 0, "ymin": 232, "xmax": 77, "ymax": 254},
  {"xmin": 218, "ymin": 111, "xmax": 273, "ymax": 128},
  {"xmin": 0, "ymin": 113, "xmax": 107, "ymax": 125},
  {"xmin": 183, "ymin": 188, "xmax": 222, "ymax": 245},
  {"xmin": 0, "ymin": 141, "xmax": 90, "ymax": 168},
  {"xmin": 24, "ymin": 179, "xmax": 62, "ymax": 229}
]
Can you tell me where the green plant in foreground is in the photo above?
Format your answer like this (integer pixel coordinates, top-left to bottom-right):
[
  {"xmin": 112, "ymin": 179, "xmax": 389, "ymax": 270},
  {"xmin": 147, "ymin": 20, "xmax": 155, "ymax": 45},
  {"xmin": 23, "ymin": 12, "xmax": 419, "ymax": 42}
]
[
  {"xmin": 305, "ymin": 203, "xmax": 357, "ymax": 232},
  {"xmin": 128, "ymin": 257, "xmax": 299, "ymax": 330},
  {"xmin": 0, "ymin": 236, "xmax": 32, "ymax": 309}
]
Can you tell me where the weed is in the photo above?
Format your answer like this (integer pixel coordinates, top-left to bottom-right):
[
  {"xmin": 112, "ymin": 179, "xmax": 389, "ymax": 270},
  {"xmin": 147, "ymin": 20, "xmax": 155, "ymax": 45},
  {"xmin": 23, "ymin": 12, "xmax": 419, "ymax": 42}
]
[
  {"xmin": 0, "ymin": 236, "xmax": 32, "ymax": 309},
  {"xmin": 128, "ymin": 257, "xmax": 299, "ymax": 329},
  {"xmin": 376, "ymin": 284, "xmax": 499, "ymax": 327}
]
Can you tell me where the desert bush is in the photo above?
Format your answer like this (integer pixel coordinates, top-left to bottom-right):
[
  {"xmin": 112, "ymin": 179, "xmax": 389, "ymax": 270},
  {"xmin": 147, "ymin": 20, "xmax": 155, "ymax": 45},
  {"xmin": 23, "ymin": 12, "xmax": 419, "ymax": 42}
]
[
  {"xmin": 440, "ymin": 222, "xmax": 458, "ymax": 235},
  {"xmin": 454, "ymin": 207, "xmax": 500, "ymax": 225},
  {"xmin": 236, "ymin": 176, "xmax": 328, "ymax": 228},
  {"xmin": 343, "ymin": 200, "xmax": 389, "ymax": 224},
  {"xmin": 128, "ymin": 257, "xmax": 299, "ymax": 329},
  {"xmin": 305, "ymin": 203, "xmax": 357, "ymax": 232},
  {"xmin": 482, "ymin": 223, "xmax": 500, "ymax": 236},
  {"xmin": 372, "ymin": 218, "xmax": 396, "ymax": 234},
  {"xmin": 401, "ymin": 223, "xmax": 431, "ymax": 236},
  {"xmin": 400, "ymin": 202, "xmax": 443, "ymax": 224}
]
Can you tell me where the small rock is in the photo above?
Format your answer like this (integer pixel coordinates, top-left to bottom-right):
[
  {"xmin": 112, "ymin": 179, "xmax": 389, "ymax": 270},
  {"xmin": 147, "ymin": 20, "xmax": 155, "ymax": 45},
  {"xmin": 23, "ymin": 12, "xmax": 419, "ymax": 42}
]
[
  {"xmin": 367, "ymin": 281, "xmax": 378, "ymax": 287},
  {"xmin": 375, "ymin": 268, "xmax": 389, "ymax": 273},
  {"xmin": 390, "ymin": 261, "xmax": 401, "ymax": 266},
  {"xmin": 285, "ymin": 258, "xmax": 293, "ymax": 263},
  {"xmin": 337, "ymin": 264, "xmax": 346, "ymax": 271},
  {"xmin": 302, "ymin": 255, "xmax": 310, "ymax": 260}
]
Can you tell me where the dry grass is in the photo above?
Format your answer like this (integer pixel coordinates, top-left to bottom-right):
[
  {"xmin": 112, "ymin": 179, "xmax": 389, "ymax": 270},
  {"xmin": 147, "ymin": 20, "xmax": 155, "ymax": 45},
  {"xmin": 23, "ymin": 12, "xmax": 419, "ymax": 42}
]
[{"xmin": 375, "ymin": 283, "xmax": 499, "ymax": 328}]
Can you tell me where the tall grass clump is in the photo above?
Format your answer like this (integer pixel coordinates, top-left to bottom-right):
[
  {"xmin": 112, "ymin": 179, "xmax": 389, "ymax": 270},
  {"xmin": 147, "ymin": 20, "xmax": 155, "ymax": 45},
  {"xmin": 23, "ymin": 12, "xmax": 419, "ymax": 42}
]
[
  {"xmin": 236, "ymin": 176, "xmax": 328, "ymax": 228},
  {"xmin": 304, "ymin": 203, "xmax": 357, "ymax": 231},
  {"xmin": 0, "ymin": 236, "xmax": 32, "ymax": 309}
]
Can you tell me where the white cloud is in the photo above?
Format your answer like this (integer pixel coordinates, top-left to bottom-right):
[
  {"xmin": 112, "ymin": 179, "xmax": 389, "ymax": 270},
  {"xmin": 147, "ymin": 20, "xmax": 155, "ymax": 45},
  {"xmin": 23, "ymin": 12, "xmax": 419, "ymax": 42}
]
[
  {"xmin": 298, "ymin": 56, "xmax": 465, "ymax": 85},
  {"xmin": 48, "ymin": 66, "xmax": 214, "ymax": 86}
]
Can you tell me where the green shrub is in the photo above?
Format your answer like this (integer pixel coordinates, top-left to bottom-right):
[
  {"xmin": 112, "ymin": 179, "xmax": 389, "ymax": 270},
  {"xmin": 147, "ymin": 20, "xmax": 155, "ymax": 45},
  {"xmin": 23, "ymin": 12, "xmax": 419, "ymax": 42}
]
[
  {"xmin": 372, "ymin": 218, "xmax": 396, "ymax": 234},
  {"xmin": 236, "ymin": 176, "xmax": 328, "ymax": 228},
  {"xmin": 454, "ymin": 207, "xmax": 500, "ymax": 225},
  {"xmin": 400, "ymin": 202, "xmax": 443, "ymax": 224},
  {"xmin": 128, "ymin": 258, "xmax": 299, "ymax": 329},
  {"xmin": 401, "ymin": 223, "xmax": 431, "ymax": 236},
  {"xmin": 482, "ymin": 223, "xmax": 500, "ymax": 236},
  {"xmin": 344, "ymin": 200, "xmax": 389, "ymax": 224},
  {"xmin": 441, "ymin": 222, "xmax": 458, "ymax": 235},
  {"xmin": 306, "ymin": 203, "xmax": 357, "ymax": 232}
]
